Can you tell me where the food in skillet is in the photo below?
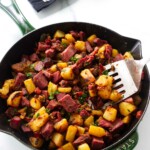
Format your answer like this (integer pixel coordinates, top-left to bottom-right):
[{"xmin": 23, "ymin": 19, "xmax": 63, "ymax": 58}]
[{"xmin": 0, "ymin": 30, "xmax": 143, "ymax": 149}]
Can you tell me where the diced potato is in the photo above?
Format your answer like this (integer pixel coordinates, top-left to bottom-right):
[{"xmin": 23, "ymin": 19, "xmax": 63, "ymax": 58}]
[
  {"xmin": 24, "ymin": 78, "xmax": 36, "ymax": 94},
  {"xmin": 0, "ymin": 79, "xmax": 14, "ymax": 98},
  {"xmin": 52, "ymin": 132, "xmax": 64, "ymax": 147},
  {"xmin": 95, "ymin": 75, "xmax": 113, "ymax": 87},
  {"xmin": 89, "ymin": 125, "xmax": 106, "ymax": 137},
  {"xmin": 54, "ymin": 30, "xmax": 65, "ymax": 38},
  {"xmin": 58, "ymin": 87, "xmax": 72, "ymax": 93},
  {"xmin": 18, "ymin": 107, "xmax": 27, "ymax": 119},
  {"xmin": 112, "ymin": 49, "xmax": 119, "ymax": 57},
  {"xmin": 48, "ymin": 81, "xmax": 57, "ymax": 95},
  {"xmin": 50, "ymin": 64, "xmax": 58, "ymax": 73},
  {"xmin": 84, "ymin": 115, "xmax": 94, "ymax": 127},
  {"xmin": 109, "ymin": 90, "xmax": 122, "ymax": 102},
  {"xmin": 97, "ymin": 86, "xmax": 112, "ymax": 99},
  {"xmin": 70, "ymin": 114, "xmax": 83, "ymax": 126},
  {"xmin": 61, "ymin": 38, "xmax": 70, "ymax": 46},
  {"xmin": 124, "ymin": 52, "xmax": 134, "ymax": 60},
  {"xmin": 62, "ymin": 142, "xmax": 75, "ymax": 150},
  {"xmin": 7, "ymin": 91, "xmax": 22, "ymax": 107},
  {"xmin": 74, "ymin": 54, "xmax": 82, "ymax": 60},
  {"xmin": 29, "ymin": 136, "xmax": 44, "ymax": 148},
  {"xmin": 66, "ymin": 125, "xmax": 77, "ymax": 142},
  {"xmin": 65, "ymin": 34, "xmax": 75, "ymax": 43},
  {"xmin": 48, "ymin": 141, "xmax": 56, "ymax": 150},
  {"xmin": 97, "ymin": 44, "xmax": 112, "ymax": 59},
  {"xmin": 97, "ymin": 45, "xmax": 105, "ymax": 59},
  {"xmin": 30, "ymin": 97, "xmax": 41, "ymax": 110},
  {"xmin": 122, "ymin": 115, "xmax": 132, "ymax": 124},
  {"xmin": 103, "ymin": 106, "xmax": 117, "ymax": 122},
  {"xmin": 119, "ymin": 102, "xmax": 137, "ymax": 116},
  {"xmin": 28, "ymin": 107, "xmax": 49, "ymax": 132},
  {"xmin": 75, "ymin": 41, "xmax": 86, "ymax": 51},
  {"xmin": 92, "ymin": 110, "xmax": 103, "ymax": 116},
  {"xmin": 54, "ymin": 118, "xmax": 68, "ymax": 132},
  {"xmin": 78, "ymin": 143, "xmax": 90, "ymax": 150},
  {"xmin": 61, "ymin": 67, "xmax": 74, "ymax": 80},
  {"xmin": 80, "ymin": 69, "xmax": 95, "ymax": 84},
  {"xmin": 33, "ymin": 106, "xmax": 47, "ymax": 119},
  {"xmin": 87, "ymin": 34, "xmax": 97, "ymax": 45},
  {"xmin": 76, "ymin": 126, "xmax": 85, "ymax": 135},
  {"xmin": 57, "ymin": 62, "xmax": 68, "ymax": 70}
]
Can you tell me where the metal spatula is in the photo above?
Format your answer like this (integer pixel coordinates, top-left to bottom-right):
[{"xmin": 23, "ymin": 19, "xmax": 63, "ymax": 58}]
[{"xmin": 105, "ymin": 57, "xmax": 150, "ymax": 103}]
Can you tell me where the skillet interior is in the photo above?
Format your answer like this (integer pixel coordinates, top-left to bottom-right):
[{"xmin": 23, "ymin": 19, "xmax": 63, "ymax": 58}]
[{"xmin": 0, "ymin": 22, "xmax": 149, "ymax": 150}]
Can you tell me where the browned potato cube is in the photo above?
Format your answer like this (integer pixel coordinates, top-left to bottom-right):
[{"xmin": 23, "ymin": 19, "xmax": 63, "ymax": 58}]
[
  {"xmin": 80, "ymin": 69, "xmax": 95, "ymax": 84},
  {"xmin": 66, "ymin": 125, "xmax": 77, "ymax": 142},
  {"xmin": 54, "ymin": 118, "xmax": 68, "ymax": 132},
  {"xmin": 58, "ymin": 87, "xmax": 72, "ymax": 93},
  {"xmin": 75, "ymin": 41, "xmax": 86, "ymax": 51},
  {"xmin": 62, "ymin": 142, "xmax": 75, "ymax": 150},
  {"xmin": 119, "ymin": 102, "xmax": 137, "ymax": 116},
  {"xmin": 30, "ymin": 97, "xmax": 41, "ymax": 110},
  {"xmin": 70, "ymin": 114, "xmax": 83, "ymax": 126},
  {"xmin": 84, "ymin": 115, "xmax": 94, "ymax": 127},
  {"xmin": 78, "ymin": 143, "xmax": 90, "ymax": 150},
  {"xmin": 95, "ymin": 75, "xmax": 113, "ymax": 87},
  {"xmin": 103, "ymin": 106, "xmax": 117, "ymax": 122},
  {"xmin": 87, "ymin": 34, "xmax": 97, "ymax": 45},
  {"xmin": 54, "ymin": 30, "xmax": 65, "ymax": 38},
  {"xmin": 24, "ymin": 78, "xmax": 36, "ymax": 94},
  {"xmin": 76, "ymin": 126, "xmax": 85, "ymax": 135},
  {"xmin": 7, "ymin": 91, "xmax": 22, "ymax": 107},
  {"xmin": 29, "ymin": 136, "xmax": 44, "ymax": 148},
  {"xmin": 97, "ymin": 86, "xmax": 112, "ymax": 99},
  {"xmin": 89, "ymin": 125, "xmax": 106, "ymax": 137},
  {"xmin": 65, "ymin": 34, "xmax": 75, "ymax": 43},
  {"xmin": 52, "ymin": 132, "xmax": 64, "ymax": 147},
  {"xmin": 61, "ymin": 67, "xmax": 74, "ymax": 80},
  {"xmin": 109, "ymin": 90, "xmax": 122, "ymax": 102}
]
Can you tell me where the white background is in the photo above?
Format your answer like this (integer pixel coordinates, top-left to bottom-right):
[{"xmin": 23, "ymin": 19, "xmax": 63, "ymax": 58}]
[{"xmin": 0, "ymin": 0, "xmax": 150, "ymax": 149}]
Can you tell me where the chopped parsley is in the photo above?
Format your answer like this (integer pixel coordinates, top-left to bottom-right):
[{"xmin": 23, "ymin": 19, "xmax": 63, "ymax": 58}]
[
  {"xmin": 49, "ymin": 91, "xmax": 60, "ymax": 100},
  {"xmin": 61, "ymin": 43, "xmax": 68, "ymax": 48},
  {"xmin": 46, "ymin": 108, "xmax": 51, "ymax": 114},
  {"xmin": 102, "ymin": 70, "xmax": 108, "ymax": 75},
  {"xmin": 25, "ymin": 72, "xmax": 32, "ymax": 77},
  {"xmin": 93, "ymin": 121, "xmax": 98, "ymax": 126},
  {"xmin": 49, "ymin": 93, "xmax": 55, "ymax": 100},
  {"xmin": 36, "ymin": 113, "xmax": 40, "ymax": 118},
  {"xmin": 78, "ymin": 93, "xmax": 88, "ymax": 104},
  {"xmin": 70, "ymin": 56, "xmax": 79, "ymax": 63}
]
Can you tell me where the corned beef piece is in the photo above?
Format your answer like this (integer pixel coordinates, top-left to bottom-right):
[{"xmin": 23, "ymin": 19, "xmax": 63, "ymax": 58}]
[
  {"xmin": 10, "ymin": 116, "xmax": 21, "ymax": 130},
  {"xmin": 58, "ymin": 94, "xmax": 79, "ymax": 113},
  {"xmin": 46, "ymin": 100, "xmax": 59, "ymax": 110},
  {"xmin": 33, "ymin": 72, "xmax": 48, "ymax": 89},
  {"xmin": 41, "ymin": 122, "xmax": 54, "ymax": 140},
  {"xmin": 73, "ymin": 134, "xmax": 91, "ymax": 147},
  {"xmin": 92, "ymin": 138, "xmax": 105, "ymax": 150},
  {"xmin": 61, "ymin": 44, "xmax": 77, "ymax": 62},
  {"xmin": 14, "ymin": 73, "xmax": 26, "ymax": 90}
]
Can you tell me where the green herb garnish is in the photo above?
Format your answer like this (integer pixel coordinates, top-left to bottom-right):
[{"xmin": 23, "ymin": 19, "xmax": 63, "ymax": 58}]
[
  {"xmin": 46, "ymin": 108, "xmax": 51, "ymax": 114},
  {"xmin": 70, "ymin": 56, "xmax": 79, "ymax": 63},
  {"xmin": 61, "ymin": 43, "xmax": 68, "ymax": 48},
  {"xmin": 36, "ymin": 113, "xmax": 40, "ymax": 118},
  {"xmin": 25, "ymin": 72, "xmax": 32, "ymax": 77},
  {"xmin": 49, "ymin": 93, "xmax": 54, "ymax": 100},
  {"xmin": 78, "ymin": 93, "xmax": 88, "ymax": 104},
  {"xmin": 102, "ymin": 70, "xmax": 108, "ymax": 75}
]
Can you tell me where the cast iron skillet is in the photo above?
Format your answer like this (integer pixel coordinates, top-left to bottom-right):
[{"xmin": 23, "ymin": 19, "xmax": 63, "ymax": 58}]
[{"xmin": 0, "ymin": 1, "xmax": 150, "ymax": 150}]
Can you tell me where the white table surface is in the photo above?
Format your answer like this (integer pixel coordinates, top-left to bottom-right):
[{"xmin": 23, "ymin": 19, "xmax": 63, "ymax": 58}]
[{"xmin": 0, "ymin": 0, "xmax": 150, "ymax": 149}]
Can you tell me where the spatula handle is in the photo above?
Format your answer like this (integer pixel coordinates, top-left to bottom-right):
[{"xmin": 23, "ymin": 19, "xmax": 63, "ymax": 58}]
[{"xmin": 0, "ymin": 0, "xmax": 34, "ymax": 34}]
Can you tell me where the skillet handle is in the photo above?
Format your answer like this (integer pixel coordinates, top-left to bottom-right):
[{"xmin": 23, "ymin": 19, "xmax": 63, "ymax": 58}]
[
  {"xmin": 0, "ymin": 0, "xmax": 34, "ymax": 34},
  {"xmin": 112, "ymin": 131, "xmax": 138, "ymax": 150}
]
